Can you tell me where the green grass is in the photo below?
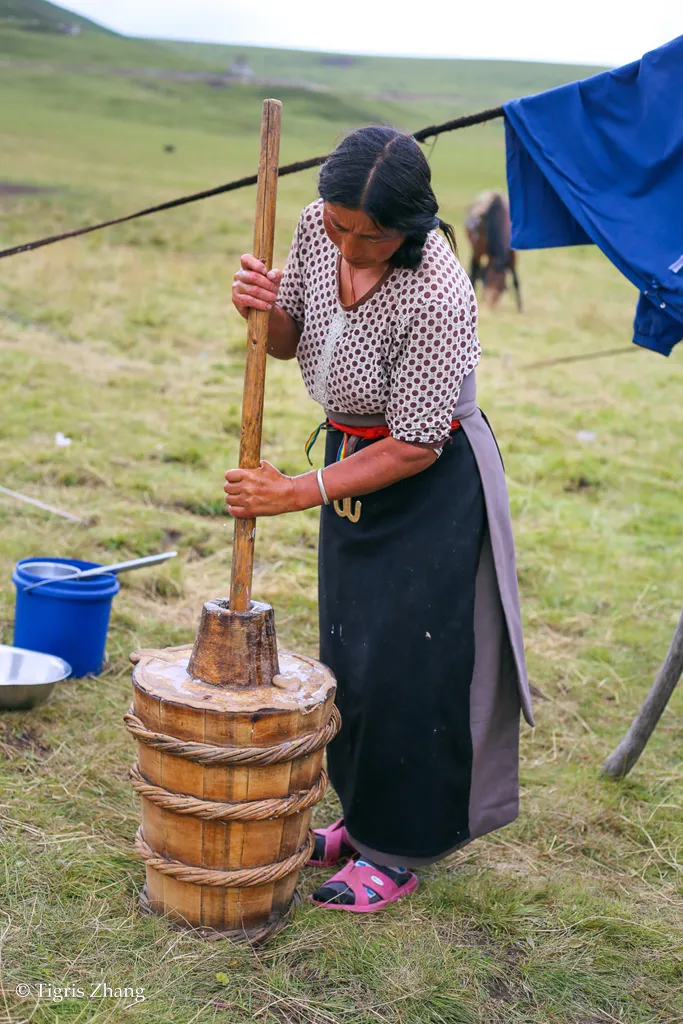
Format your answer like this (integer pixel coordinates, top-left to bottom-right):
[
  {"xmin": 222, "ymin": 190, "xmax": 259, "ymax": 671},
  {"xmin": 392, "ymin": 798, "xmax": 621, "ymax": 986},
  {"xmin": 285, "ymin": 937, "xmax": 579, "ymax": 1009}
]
[{"xmin": 0, "ymin": 19, "xmax": 682, "ymax": 1024}]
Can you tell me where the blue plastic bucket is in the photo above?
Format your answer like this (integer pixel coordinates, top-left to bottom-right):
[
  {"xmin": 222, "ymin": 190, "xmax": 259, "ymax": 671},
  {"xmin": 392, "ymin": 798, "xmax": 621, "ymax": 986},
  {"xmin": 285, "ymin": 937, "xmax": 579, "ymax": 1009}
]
[{"xmin": 12, "ymin": 558, "xmax": 120, "ymax": 678}]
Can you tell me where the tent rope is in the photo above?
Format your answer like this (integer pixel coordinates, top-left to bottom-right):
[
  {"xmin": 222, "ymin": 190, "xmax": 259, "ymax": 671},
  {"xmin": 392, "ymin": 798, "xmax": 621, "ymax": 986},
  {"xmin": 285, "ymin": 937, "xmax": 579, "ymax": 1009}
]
[{"xmin": 520, "ymin": 346, "xmax": 638, "ymax": 370}]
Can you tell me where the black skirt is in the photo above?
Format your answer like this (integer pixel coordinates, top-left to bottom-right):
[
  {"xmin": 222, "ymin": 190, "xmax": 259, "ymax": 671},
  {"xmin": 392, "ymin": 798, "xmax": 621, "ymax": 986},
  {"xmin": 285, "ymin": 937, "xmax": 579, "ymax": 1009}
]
[{"xmin": 319, "ymin": 426, "xmax": 486, "ymax": 862}]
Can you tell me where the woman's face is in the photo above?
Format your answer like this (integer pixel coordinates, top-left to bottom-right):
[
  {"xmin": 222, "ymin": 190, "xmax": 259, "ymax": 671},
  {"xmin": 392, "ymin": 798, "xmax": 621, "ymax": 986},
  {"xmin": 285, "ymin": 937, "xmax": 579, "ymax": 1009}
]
[{"xmin": 322, "ymin": 202, "xmax": 404, "ymax": 269}]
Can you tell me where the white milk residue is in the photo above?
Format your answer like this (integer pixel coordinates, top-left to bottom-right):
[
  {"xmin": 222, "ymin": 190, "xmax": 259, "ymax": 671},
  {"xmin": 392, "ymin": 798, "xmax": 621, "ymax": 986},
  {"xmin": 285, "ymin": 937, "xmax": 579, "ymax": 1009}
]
[{"xmin": 133, "ymin": 645, "xmax": 335, "ymax": 713}]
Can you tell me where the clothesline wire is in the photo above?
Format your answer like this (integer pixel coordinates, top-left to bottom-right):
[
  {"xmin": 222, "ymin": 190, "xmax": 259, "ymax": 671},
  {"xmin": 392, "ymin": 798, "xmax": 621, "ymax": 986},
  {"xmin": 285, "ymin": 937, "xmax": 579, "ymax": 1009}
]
[
  {"xmin": 519, "ymin": 346, "xmax": 638, "ymax": 370},
  {"xmin": 0, "ymin": 105, "xmax": 504, "ymax": 261},
  {"xmin": 0, "ymin": 306, "xmax": 82, "ymax": 346}
]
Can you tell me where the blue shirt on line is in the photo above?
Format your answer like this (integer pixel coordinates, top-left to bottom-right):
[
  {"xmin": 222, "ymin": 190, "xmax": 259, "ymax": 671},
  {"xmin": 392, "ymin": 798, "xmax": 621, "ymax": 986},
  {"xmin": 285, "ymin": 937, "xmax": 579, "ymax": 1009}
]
[{"xmin": 503, "ymin": 34, "xmax": 683, "ymax": 356}]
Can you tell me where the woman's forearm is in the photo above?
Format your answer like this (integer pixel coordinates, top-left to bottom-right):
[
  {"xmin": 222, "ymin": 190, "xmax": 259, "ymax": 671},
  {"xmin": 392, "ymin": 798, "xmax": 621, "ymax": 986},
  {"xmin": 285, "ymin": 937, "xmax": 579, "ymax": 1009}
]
[
  {"xmin": 225, "ymin": 438, "xmax": 437, "ymax": 519},
  {"xmin": 292, "ymin": 437, "xmax": 436, "ymax": 510},
  {"xmin": 266, "ymin": 306, "xmax": 301, "ymax": 360}
]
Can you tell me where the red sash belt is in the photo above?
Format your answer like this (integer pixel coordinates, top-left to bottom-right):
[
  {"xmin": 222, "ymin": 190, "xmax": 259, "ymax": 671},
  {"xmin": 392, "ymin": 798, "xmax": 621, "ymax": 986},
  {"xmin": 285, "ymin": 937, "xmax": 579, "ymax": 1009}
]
[{"xmin": 328, "ymin": 418, "xmax": 461, "ymax": 440}]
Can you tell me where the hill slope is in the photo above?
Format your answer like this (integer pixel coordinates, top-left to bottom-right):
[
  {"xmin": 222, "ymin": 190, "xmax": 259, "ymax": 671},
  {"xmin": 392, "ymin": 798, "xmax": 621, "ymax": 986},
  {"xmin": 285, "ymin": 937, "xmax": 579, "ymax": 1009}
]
[
  {"xmin": 0, "ymin": 0, "xmax": 115, "ymax": 34},
  {"xmin": 0, "ymin": 0, "xmax": 217, "ymax": 69},
  {"xmin": 161, "ymin": 39, "xmax": 606, "ymax": 107}
]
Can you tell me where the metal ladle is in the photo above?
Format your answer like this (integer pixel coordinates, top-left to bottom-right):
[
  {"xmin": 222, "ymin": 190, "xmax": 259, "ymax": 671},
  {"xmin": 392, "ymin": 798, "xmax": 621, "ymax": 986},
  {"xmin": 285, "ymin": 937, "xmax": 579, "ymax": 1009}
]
[{"xmin": 21, "ymin": 551, "xmax": 178, "ymax": 592}]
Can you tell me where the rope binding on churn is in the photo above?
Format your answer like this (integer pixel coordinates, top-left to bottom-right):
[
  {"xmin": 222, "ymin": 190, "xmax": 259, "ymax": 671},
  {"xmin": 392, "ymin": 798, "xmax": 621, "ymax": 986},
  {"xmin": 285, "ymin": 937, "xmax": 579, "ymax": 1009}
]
[
  {"xmin": 123, "ymin": 703, "xmax": 341, "ymax": 766},
  {"xmin": 129, "ymin": 763, "xmax": 328, "ymax": 820},
  {"xmin": 135, "ymin": 828, "xmax": 315, "ymax": 888}
]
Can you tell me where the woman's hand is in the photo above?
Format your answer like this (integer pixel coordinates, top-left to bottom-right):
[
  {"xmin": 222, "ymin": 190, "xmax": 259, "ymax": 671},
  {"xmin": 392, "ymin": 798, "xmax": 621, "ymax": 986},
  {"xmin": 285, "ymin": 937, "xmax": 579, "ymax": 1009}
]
[
  {"xmin": 224, "ymin": 461, "xmax": 298, "ymax": 517},
  {"xmin": 232, "ymin": 254, "xmax": 282, "ymax": 319}
]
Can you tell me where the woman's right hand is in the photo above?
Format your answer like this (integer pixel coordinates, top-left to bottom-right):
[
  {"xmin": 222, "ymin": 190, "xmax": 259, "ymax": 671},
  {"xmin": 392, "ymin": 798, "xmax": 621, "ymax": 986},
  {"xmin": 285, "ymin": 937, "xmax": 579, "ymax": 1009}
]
[{"xmin": 232, "ymin": 253, "xmax": 282, "ymax": 320}]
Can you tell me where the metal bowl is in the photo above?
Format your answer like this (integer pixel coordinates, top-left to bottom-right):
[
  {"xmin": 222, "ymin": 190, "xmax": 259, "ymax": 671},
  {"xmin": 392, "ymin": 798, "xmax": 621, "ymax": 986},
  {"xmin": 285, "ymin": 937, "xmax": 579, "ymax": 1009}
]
[
  {"xmin": 20, "ymin": 561, "xmax": 82, "ymax": 580},
  {"xmin": 0, "ymin": 644, "xmax": 71, "ymax": 711}
]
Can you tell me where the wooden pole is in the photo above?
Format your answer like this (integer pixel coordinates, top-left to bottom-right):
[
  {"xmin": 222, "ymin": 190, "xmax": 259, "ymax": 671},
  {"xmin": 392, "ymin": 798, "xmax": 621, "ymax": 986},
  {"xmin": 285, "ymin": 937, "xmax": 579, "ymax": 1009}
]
[
  {"xmin": 229, "ymin": 99, "xmax": 282, "ymax": 613},
  {"xmin": 601, "ymin": 605, "xmax": 683, "ymax": 779}
]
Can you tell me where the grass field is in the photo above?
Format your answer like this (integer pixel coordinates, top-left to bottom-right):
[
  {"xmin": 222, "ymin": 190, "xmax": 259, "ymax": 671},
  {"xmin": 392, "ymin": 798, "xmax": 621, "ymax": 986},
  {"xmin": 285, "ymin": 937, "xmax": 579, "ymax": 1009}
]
[{"xmin": 0, "ymin": 9, "xmax": 682, "ymax": 1024}]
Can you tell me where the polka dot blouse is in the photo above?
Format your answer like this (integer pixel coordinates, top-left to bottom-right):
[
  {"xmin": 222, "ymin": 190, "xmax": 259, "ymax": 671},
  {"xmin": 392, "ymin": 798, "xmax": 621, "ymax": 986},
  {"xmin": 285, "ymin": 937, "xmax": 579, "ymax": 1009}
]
[{"xmin": 277, "ymin": 199, "xmax": 481, "ymax": 446}]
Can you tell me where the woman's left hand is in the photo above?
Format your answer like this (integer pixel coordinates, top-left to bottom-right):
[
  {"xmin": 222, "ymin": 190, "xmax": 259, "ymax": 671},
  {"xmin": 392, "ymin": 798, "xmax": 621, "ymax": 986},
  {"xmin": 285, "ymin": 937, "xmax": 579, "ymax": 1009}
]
[{"xmin": 224, "ymin": 461, "xmax": 298, "ymax": 518}]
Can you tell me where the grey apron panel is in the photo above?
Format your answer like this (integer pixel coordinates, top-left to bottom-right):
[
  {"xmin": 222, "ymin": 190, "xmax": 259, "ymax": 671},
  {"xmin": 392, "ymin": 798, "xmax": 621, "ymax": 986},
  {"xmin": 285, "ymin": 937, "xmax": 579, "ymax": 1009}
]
[
  {"xmin": 467, "ymin": 530, "xmax": 521, "ymax": 839},
  {"xmin": 455, "ymin": 374, "xmax": 534, "ymax": 726}
]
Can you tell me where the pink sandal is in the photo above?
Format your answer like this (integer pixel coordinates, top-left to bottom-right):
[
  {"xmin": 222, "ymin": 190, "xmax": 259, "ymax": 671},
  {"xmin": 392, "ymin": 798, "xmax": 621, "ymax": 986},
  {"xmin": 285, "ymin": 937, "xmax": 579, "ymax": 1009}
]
[
  {"xmin": 309, "ymin": 859, "xmax": 419, "ymax": 913},
  {"xmin": 307, "ymin": 817, "xmax": 355, "ymax": 867}
]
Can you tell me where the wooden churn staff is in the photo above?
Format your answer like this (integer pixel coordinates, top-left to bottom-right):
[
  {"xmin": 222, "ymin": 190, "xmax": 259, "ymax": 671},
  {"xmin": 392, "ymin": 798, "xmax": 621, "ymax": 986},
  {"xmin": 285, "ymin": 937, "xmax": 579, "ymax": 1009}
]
[{"xmin": 230, "ymin": 98, "xmax": 282, "ymax": 612}]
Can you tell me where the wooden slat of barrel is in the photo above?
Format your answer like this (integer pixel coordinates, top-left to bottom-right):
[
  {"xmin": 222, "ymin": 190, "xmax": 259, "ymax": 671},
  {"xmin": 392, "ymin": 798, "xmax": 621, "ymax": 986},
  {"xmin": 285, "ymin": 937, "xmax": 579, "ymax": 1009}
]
[
  {"xmin": 160, "ymin": 701, "xmax": 205, "ymax": 926},
  {"xmin": 270, "ymin": 693, "xmax": 334, "ymax": 916},
  {"xmin": 200, "ymin": 707, "xmax": 229, "ymax": 930},
  {"xmin": 134, "ymin": 686, "xmax": 163, "ymax": 797},
  {"xmin": 271, "ymin": 761, "xmax": 319, "ymax": 915},
  {"xmin": 276, "ymin": 696, "xmax": 333, "ymax": 854},
  {"xmin": 237, "ymin": 708, "xmax": 296, "ymax": 927},
  {"xmin": 135, "ymin": 691, "xmax": 165, "ymax": 916}
]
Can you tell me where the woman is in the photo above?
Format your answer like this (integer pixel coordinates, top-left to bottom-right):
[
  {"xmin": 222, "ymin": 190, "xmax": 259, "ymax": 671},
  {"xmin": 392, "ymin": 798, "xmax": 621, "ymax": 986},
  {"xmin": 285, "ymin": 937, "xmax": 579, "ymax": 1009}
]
[{"xmin": 226, "ymin": 126, "xmax": 534, "ymax": 913}]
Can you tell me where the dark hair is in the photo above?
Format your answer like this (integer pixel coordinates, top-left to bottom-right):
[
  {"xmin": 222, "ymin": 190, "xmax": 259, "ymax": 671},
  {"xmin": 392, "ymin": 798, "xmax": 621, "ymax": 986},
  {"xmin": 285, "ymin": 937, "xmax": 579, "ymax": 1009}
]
[{"xmin": 317, "ymin": 125, "xmax": 457, "ymax": 270}]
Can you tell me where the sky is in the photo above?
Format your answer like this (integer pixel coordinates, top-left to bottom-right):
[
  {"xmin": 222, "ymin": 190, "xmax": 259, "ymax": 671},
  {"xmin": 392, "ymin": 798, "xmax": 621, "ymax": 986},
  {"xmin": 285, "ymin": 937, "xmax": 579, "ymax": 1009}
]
[{"xmin": 57, "ymin": 0, "xmax": 682, "ymax": 67}]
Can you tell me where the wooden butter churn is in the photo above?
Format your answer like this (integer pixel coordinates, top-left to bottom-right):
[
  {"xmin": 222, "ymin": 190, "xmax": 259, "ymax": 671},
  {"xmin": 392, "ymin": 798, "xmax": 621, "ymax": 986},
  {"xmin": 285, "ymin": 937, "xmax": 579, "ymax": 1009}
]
[{"xmin": 124, "ymin": 100, "xmax": 339, "ymax": 942}]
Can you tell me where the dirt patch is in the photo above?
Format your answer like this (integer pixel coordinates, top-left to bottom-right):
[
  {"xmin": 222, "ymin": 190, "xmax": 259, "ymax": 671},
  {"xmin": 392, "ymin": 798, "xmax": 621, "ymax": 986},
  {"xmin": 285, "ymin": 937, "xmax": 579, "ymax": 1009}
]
[
  {"xmin": 461, "ymin": 929, "xmax": 527, "ymax": 962},
  {"xmin": 0, "ymin": 724, "xmax": 51, "ymax": 759},
  {"xmin": 564, "ymin": 474, "xmax": 601, "ymax": 492},
  {"xmin": 0, "ymin": 182, "xmax": 58, "ymax": 197},
  {"xmin": 488, "ymin": 976, "xmax": 516, "ymax": 1002}
]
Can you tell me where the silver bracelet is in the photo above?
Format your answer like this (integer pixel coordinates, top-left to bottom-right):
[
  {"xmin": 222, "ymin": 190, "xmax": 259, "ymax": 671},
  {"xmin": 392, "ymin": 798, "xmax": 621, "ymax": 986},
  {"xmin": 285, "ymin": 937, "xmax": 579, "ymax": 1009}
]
[{"xmin": 316, "ymin": 468, "xmax": 330, "ymax": 506}]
